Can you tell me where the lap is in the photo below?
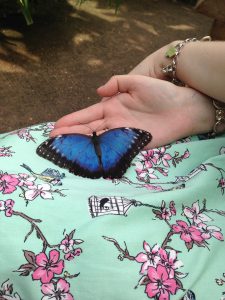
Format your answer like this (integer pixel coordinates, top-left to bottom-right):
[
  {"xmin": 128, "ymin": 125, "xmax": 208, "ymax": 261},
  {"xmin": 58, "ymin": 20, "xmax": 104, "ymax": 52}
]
[{"xmin": 0, "ymin": 123, "xmax": 225, "ymax": 300}]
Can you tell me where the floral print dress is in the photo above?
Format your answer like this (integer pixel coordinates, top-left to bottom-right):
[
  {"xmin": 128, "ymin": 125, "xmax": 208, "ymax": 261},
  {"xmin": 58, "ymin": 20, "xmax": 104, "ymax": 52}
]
[{"xmin": 0, "ymin": 123, "xmax": 225, "ymax": 300}]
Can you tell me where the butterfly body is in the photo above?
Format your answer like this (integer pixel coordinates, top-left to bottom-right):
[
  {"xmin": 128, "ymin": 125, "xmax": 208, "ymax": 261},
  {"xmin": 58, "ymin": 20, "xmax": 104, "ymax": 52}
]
[{"xmin": 36, "ymin": 127, "xmax": 152, "ymax": 179}]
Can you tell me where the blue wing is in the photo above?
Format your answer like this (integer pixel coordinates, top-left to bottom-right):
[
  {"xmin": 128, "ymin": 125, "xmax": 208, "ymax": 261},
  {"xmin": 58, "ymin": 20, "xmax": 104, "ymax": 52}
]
[
  {"xmin": 36, "ymin": 128, "xmax": 152, "ymax": 179},
  {"xmin": 98, "ymin": 127, "xmax": 152, "ymax": 178},
  {"xmin": 36, "ymin": 134, "xmax": 102, "ymax": 178}
]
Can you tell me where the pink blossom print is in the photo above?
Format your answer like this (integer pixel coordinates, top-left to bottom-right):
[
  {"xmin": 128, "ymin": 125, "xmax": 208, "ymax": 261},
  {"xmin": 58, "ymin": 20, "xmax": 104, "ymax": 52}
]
[
  {"xmin": 141, "ymin": 150, "xmax": 158, "ymax": 168},
  {"xmin": 60, "ymin": 236, "xmax": 75, "ymax": 254},
  {"xmin": 135, "ymin": 242, "xmax": 160, "ymax": 273},
  {"xmin": 154, "ymin": 147, "xmax": 172, "ymax": 167},
  {"xmin": 17, "ymin": 173, "xmax": 36, "ymax": 187},
  {"xmin": 153, "ymin": 200, "xmax": 172, "ymax": 221},
  {"xmin": 15, "ymin": 226, "xmax": 83, "ymax": 299},
  {"xmin": 135, "ymin": 147, "xmax": 191, "ymax": 187},
  {"xmin": 59, "ymin": 230, "xmax": 84, "ymax": 261},
  {"xmin": 25, "ymin": 183, "xmax": 53, "ymax": 201},
  {"xmin": 40, "ymin": 122, "xmax": 55, "ymax": 137},
  {"xmin": 145, "ymin": 264, "xmax": 179, "ymax": 300},
  {"xmin": 0, "ymin": 174, "xmax": 19, "ymax": 194},
  {"xmin": 41, "ymin": 278, "xmax": 74, "ymax": 300},
  {"xmin": 0, "ymin": 199, "xmax": 15, "ymax": 217},
  {"xmin": 0, "ymin": 146, "xmax": 14, "ymax": 157},
  {"xmin": 198, "ymin": 223, "xmax": 224, "ymax": 241},
  {"xmin": 169, "ymin": 201, "xmax": 176, "ymax": 216},
  {"xmin": 135, "ymin": 161, "xmax": 159, "ymax": 181},
  {"xmin": 32, "ymin": 250, "xmax": 64, "ymax": 283},
  {"xmin": 172, "ymin": 220, "xmax": 204, "ymax": 249},
  {"xmin": 65, "ymin": 248, "xmax": 82, "ymax": 261},
  {"xmin": 0, "ymin": 279, "xmax": 22, "ymax": 300},
  {"xmin": 183, "ymin": 201, "xmax": 212, "ymax": 224},
  {"xmin": 14, "ymin": 128, "xmax": 36, "ymax": 142},
  {"xmin": 158, "ymin": 249, "xmax": 183, "ymax": 277}
]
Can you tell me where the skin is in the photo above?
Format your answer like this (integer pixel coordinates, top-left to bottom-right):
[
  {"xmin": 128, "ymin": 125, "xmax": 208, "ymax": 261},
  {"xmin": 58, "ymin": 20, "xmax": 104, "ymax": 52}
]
[
  {"xmin": 50, "ymin": 40, "xmax": 225, "ymax": 149},
  {"xmin": 130, "ymin": 40, "xmax": 225, "ymax": 102},
  {"xmin": 50, "ymin": 75, "xmax": 215, "ymax": 149}
]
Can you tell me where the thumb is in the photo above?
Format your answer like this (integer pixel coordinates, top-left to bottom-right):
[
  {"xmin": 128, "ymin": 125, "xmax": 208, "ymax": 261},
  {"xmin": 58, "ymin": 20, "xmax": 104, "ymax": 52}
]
[{"xmin": 97, "ymin": 75, "xmax": 140, "ymax": 97}]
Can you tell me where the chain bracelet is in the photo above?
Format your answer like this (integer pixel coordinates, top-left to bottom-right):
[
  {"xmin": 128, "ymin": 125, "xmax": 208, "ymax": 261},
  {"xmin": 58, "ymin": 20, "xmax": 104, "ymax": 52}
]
[
  {"xmin": 211, "ymin": 100, "xmax": 225, "ymax": 136},
  {"xmin": 162, "ymin": 36, "xmax": 211, "ymax": 86}
]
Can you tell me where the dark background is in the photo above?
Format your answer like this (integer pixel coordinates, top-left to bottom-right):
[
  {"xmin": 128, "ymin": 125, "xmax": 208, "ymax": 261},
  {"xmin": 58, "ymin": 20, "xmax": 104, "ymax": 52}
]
[{"xmin": 0, "ymin": 0, "xmax": 212, "ymax": 133}]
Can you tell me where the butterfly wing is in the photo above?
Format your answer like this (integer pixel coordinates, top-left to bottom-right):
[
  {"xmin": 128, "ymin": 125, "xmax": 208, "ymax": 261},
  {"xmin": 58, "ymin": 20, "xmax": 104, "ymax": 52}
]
[
  {"xmin": 36, "ymin": 134, "xmax": 103, "ymax": 178},
  {"xmin": 98, "ymin": 127, "xmax": 152, "ymax": 178}
]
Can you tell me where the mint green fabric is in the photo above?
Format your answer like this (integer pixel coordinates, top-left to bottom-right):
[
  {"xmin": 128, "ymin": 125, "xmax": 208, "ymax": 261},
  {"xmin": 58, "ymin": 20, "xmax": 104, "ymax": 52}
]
[{"xmin": 0, "ymin": 123, "xmax": 225, "ymax": 300}]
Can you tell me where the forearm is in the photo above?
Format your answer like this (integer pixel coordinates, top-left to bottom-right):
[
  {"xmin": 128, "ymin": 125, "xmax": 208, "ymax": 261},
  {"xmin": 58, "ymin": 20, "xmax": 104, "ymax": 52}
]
[
  {"xmin": 130, "ymin": 40, "xmax": 225, "ymax": 103},
  {"xmin": 174, "ymin": 41, "xmax": 225, "ymax": 102}
]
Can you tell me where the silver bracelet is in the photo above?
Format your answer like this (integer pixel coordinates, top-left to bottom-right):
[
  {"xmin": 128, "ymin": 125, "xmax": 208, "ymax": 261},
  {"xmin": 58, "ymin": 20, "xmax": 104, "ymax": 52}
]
[
  {"xmin": 211, "ymin": 100, "xmax": 225, "ymax": 136},
  {"xmin": 162, "ymin": 36, "xmax": 211, "ymax": 86}
]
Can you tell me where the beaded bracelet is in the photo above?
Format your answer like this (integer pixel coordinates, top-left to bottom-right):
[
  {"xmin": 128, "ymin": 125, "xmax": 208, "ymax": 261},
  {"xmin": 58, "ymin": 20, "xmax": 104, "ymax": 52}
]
[{"xmin": 162, "ymin": 36, "xmax": 211, "ymax": 86}]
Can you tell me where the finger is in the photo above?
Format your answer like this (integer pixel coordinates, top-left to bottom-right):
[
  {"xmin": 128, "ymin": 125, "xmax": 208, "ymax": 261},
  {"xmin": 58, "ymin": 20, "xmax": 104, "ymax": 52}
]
[
  {"xmin": 50, "ymin": 119, "xmax": 107, "ymax": 137},
  {"xmin": 97, "ymin": 75, "xmax": 141, "ymax": 97},
  {"xmin": 53, "ymin": 102, "xmax": 104, "ymax": 129}
]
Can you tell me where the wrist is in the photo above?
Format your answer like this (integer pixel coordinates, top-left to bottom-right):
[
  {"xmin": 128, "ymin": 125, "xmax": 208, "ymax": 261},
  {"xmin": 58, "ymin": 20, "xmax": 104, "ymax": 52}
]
[
  {"xmin": 162, "ymin": 37, "xmax": 211, "ymax": 87},
  {"xmin": 154, "ymin": 41, "xmax": 182, "ymax": 79},
  {"xmin": 178, "ymin": 88, "xmax": 215, "ymax": 137}
]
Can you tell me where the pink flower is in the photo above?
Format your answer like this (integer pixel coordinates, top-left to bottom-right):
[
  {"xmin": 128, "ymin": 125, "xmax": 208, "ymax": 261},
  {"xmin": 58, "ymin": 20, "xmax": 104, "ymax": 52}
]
[
  {"xmin": 172, "ymin": 220, "xmax": 203, "ymax": 248},
  {"xmin": 17, "ymin": 173, "xmax": 35, "ymax": 187},
  {"xmin": 0, "ymin": 146, "xmax": 14, "ymax": 157},
  {"xmin": 141, "ymin": 150, "xmax": 158, "ymax": 168},
  {"xmin": 154, "ymin": 147, "xmax": 172, "ymax": 167},
  {"xmin": 65, "ymin": 248, "xmax": 82, "ymax": 261},
  {"xmin": 169, "ymin": 201, "xmax": 176, "ymax": 216},
  {"xmin": 183, "ymin": 149, "xmax": 190, "ymax": 159},
  {"xmin": 159, "ymin": 249, "xmax": 183, "ymax": 277},
  {"xmin": 160, "ymin": 201, "xmax": 171, "ymax": 220},
  {"xmin": 4, "ymin": 199, "xmax": 15, "ymax": 217},
  {"xmin": 0, "ymin": 200, "xmax": 14, "ymax": 217},
  {"xmin": 45, "ymin": 122, "xmax": 55, "ymax": 131},
  {"xmin": 153, "ymin": 201, "xmax": 173, "ymax": 221},
  {"xmin": 32, "ymin": 250, "xmax": 64, "ymax": 283},
  {"xmin": 25, "ymin": 184, "xmax": 53, "ymax": 201},
  {"xmin": 0, "ymin": 174, "xmax": 19, "ymax": 194},
  {"xmin": 198, "ymin": 223, "xmax": 224, "ymax": 241},
  {"xmin": 145, "ymin": 264, "xmax": 179, "ymax": 300},
  {"xmin": 41, "ymin": 278, "xmax": 74, "ymax": 300},
  {"xmin": 135, "ymin": 242, "xmax": 160, "ymax": 274},
  {"xmin": 135, "ymin": 162, "xmax": 158, "ymax": 181},
  {"xmin": 17, "ymin": 128, "xmax": 35, "ymax": 142},
  {"xmin": 218, "ymin": 178, "xmax": 225, "ymax": 188},
  {"xmin": 183, "ymin": 201, "xmax": 211, "ymax": 224},
  {"xmin": 60, "ymin": 235, "xmax": 74, "ymax": 254}
]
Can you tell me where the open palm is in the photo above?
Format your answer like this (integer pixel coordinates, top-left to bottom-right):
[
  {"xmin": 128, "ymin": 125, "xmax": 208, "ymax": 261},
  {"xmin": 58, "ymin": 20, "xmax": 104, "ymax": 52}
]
[{"xmin": 51, "ymin": 75, "xmax": 214, "ymax": 148}]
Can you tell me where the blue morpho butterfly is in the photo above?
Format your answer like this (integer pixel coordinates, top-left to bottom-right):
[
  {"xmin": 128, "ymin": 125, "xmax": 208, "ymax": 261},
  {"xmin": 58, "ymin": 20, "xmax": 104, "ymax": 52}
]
[{"xmin": 36, "ymin": 127, "xmax": 152, "ymax": 179}]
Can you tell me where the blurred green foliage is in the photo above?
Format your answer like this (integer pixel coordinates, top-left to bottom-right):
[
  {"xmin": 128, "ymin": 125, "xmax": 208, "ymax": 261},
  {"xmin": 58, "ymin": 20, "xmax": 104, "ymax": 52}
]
[
  {"xmin": 19, "ymin": 0, "xmax": 33, "ymax": 25},
  {"xmin": 0, "ymin": 0, "xmax": 123, "ymax": 25},
  {"xmin": 0, "ymin": 0, "xmax": 197, "ymax": 26}
]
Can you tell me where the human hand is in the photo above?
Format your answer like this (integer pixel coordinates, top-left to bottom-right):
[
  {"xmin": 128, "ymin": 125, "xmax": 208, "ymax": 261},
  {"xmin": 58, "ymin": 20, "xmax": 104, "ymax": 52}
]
[
  {"xmin": 50, "ymin": 75, "xmax": 215, "ymax": 149},
  {"xmin": 128, "ymin": 41, "xmax": 181, "ymax": 79}
]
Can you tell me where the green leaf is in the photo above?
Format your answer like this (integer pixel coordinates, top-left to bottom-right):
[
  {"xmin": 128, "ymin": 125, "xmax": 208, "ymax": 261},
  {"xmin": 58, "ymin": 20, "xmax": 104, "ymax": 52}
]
[{"xmin": 18, "ymin": 0, "xmax": 33, "ymax": 25}]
